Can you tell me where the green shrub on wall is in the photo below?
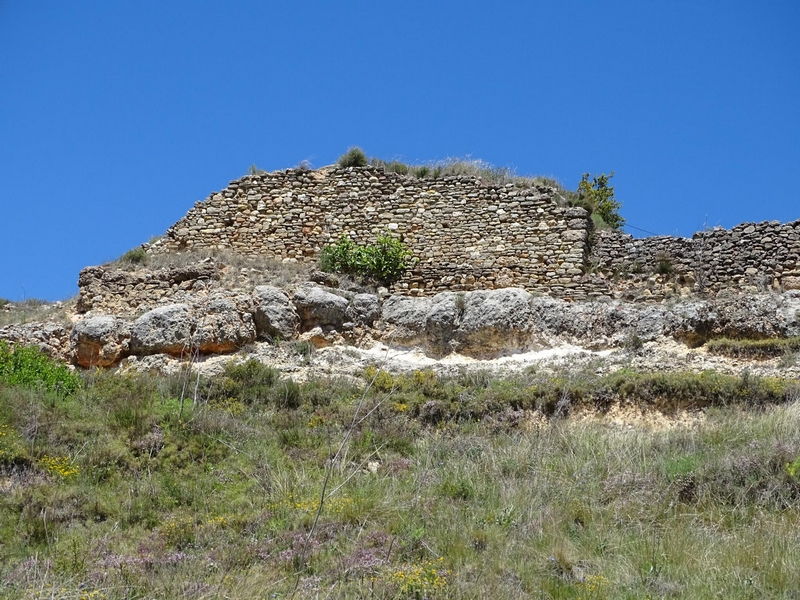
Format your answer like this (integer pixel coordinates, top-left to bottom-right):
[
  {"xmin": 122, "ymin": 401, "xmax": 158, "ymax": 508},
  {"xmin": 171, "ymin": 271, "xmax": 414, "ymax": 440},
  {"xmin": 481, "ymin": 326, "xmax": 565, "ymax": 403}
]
[
  {"xmin": 576, "ymin": 172, "xmax": 625, "ymax": 230},
  {"xmin": 319, "ymin": 233, "xmax": 414, "ymax": 283},
  {"xmin": 338, "ymin": 147, "xmax": 368, "ymax": 168}
]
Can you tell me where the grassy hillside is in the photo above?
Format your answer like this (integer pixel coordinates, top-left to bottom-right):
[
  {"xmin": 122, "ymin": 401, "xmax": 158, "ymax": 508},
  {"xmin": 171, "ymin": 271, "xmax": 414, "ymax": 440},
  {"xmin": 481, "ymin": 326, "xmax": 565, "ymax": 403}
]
[{"xmin": 1, "ymin": 348, "xmax": 800, "ymax": 599}]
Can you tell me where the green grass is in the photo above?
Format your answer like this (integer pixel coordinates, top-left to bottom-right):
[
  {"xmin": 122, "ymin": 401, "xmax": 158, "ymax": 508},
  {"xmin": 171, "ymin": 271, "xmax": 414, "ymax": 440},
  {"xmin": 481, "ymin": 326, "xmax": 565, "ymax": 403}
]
[
  {"xmin": 707, "ymin": 336, "xmax": 800, "ymax": 360},
  {"xmin": 1, "ymin": 357, "xmax": 800, "ymax": 599}
]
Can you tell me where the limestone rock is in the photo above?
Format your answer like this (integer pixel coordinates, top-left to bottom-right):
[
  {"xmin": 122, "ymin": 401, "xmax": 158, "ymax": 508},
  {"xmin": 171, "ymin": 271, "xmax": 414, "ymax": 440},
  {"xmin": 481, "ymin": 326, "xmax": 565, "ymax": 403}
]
[
  {"xmin": 70, "ymin": 315, "xmax": 129, "ymax": 367},
  {"xmin": 253, "ymin": 285, "xmax": 299, "ymax": 340},
  {"xmin": 292, "ymin": 284, "xmax": 350, "ymax": 331},
  {"xmin": 192, "ymin": 296, "xmax": 256, "ymax": 354},
  {"xmin": 424, "ymin": 293, "xmax": 460, "ymax": 355},
  {"xmin": 346, "ymin": 293, "xmax": 381, "ymax": 327},
  {"xmin": 529, "ymin": 299, "xmax": 670, "ymax": 349},
  {"xmin": 129, "ymin": 304, "xmax": 193, "ymax": 356},
  {"xmin": 380, "ymin": 295, "xmax": 432, "ymax": 347},
  {"xmin": 455, "ymin": 288, "xmax": 537, "ymax": 357}
]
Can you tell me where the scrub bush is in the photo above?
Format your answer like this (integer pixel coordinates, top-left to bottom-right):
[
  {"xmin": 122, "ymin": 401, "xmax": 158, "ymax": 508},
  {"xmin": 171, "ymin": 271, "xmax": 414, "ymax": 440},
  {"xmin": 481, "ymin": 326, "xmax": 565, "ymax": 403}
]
[
  {"xmin": 319, "ymin": 233, "xmax": 413, "ymax": 283},
  {"xmin": 338, "ymin": 147, "xmax": 368, "ymax": 168},
  {"xmin": 0, "ymin": 342, "xmax": 80, "ymax": 396}
]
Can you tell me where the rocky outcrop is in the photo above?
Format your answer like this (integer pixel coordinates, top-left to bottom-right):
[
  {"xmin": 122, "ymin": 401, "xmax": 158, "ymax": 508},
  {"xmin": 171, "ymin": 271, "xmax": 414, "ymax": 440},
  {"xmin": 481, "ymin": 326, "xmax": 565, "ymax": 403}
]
[
  {"xmin": 0, "ymin": 322, "xmax": 71, "ymax": 361},
  {"xmin": 667, "ymin": 292, "xmax": 800, "ymax": 346},
  {"xmin": 253, "ymin": 286, "xmax": 299, "ymax": 340},
  {"xmin": 70, "ymin": 316, "xmax": 129, "ymax": 367},
  {"xmin": 4, "ymin": 283, "xmax": 800, "ymax": 369},
  {"xmin": 378, "ymin": 289, "xmax": 800, "ymax": 356},
  {"xmin": 292, "ymin": 284, "xmax": 350, "ymax": 332}
]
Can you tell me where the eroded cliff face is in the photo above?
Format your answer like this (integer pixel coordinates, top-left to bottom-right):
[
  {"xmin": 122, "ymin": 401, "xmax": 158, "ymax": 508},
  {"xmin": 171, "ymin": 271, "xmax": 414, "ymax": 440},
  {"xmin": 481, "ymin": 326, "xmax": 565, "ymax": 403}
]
[{"xmin": 4, "ymin": 259, "xmax": 800, "ymax": 381}]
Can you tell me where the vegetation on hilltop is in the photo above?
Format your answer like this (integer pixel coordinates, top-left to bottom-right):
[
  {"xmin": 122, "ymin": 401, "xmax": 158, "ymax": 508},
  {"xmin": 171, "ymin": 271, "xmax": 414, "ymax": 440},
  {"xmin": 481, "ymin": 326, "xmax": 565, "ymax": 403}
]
[
  {"xmin": 338, "ymin": 147, "xmax": 626, "ymax": 230},
  {"xmin": 1, "ymin": 344, "xmax": 800, "ymax": 598}
]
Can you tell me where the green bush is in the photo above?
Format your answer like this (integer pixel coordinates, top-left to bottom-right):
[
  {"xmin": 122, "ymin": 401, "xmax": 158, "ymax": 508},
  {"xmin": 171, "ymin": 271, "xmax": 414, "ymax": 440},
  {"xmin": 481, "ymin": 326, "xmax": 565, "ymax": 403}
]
[
  {"xmin": 319, "ymin": 233, "xmax": 414, "ymax": 283},
  {"xmin": 0, "ymin": 342, "xmax": 81, "ymax": 396},
  {"xmin": 338, "ymin": 147, "xmax": 368, "ymax": 168},
  {"xmin": 206, "ymin": 359, "xmax": 279, "ymax": 405},
  {"xmin": 120, "ymin": 246, "xmax": 148, "ymax": 265},
  {"xmin": 577, "ymin": 172, "xmax": 625, "ymax": 230}
]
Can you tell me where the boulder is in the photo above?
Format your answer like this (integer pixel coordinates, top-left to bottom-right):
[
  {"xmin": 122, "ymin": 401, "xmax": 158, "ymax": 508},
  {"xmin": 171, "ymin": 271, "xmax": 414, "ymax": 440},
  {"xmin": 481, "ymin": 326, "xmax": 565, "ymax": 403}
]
[
  {"xmin": 346, "ymin": 293, "xmax": 381, "ymax": 327},
  {"xmin": 424, "ymin": 293, "xmax": 461, "ymax": 355},
  {"xmin": 292, "ymin": 284, "xmax": 349, "ymax": 331},
  {"xmin": 192, "ymin": 296, "xmax": 256, "ymax": 354},
  {"xmin": 380, "ymin": 295, "xmax": 432, "ymax": 347},
  {"xmin": 253, "ymin": 285, "xmax": 299, "ymax": 340},
  {"xmin": 454, "ymin": 288, "xmax": 537, "ymax": 357},
  {"xmin": 70, "ymin": 315, "xmax": 129, "ymax": 367},
  {"xmin": 129, "ymin": 304, "xmax": 193, "ymax": 356}
]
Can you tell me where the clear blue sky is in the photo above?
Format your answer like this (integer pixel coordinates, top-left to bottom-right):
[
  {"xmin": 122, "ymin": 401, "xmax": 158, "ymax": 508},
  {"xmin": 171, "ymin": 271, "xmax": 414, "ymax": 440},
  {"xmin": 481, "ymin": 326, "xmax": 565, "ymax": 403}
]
[{"xmin": 1, "ymin": 1, "xmax": 798, "ymax": 301}]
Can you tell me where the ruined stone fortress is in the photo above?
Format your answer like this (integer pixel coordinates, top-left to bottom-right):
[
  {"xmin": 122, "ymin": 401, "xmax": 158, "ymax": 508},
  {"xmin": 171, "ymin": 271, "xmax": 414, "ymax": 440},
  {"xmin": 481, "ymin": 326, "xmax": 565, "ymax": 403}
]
[{"xmin": 144, "ymin": 165, "xmax": 800, "ymax": 301}]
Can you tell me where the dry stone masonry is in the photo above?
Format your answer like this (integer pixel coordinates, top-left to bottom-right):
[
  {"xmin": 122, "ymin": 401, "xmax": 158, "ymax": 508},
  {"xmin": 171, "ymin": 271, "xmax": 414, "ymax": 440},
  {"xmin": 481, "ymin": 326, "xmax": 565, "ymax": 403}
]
[
  {"xmin": 102, "ymin": 165, "xmax": 799, "ymax": 306},
  {"xmin": 591, "ymin": 221, "xmax": 800, "ymax": 293},
  {"xmin": 148, "ymin": 166, "xmax": 593, "ymax": 298}
]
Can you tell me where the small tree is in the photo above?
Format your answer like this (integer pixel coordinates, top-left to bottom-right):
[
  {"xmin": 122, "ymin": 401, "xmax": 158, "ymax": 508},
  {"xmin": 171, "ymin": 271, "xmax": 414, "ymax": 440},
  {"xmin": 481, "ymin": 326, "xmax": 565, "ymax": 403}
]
[{"xmin": 577, "ymin": 172, "xmax": 625, "ymax": 230}]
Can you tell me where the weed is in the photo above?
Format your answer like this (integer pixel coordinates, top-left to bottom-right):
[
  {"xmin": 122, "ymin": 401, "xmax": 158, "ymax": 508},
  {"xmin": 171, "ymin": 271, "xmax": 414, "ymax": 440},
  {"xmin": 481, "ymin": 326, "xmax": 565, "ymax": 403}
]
[
  {"xmin": 624, "ymin": 332, "xmax": 644, "ymax": 353},
  {"xmin": 39, "ymin": 455, "xmax": 79, "ymax": 479},
  {"xmin": 385, "ymin": 557, "xmax": 449, "ymax": 596},
  {"xmin": 656, "ymin": 258, "xmax": 674, "ymax": 276},
  {"xmin": 293, "ymin": 340, "xmax": 312, "ymax": 361}
]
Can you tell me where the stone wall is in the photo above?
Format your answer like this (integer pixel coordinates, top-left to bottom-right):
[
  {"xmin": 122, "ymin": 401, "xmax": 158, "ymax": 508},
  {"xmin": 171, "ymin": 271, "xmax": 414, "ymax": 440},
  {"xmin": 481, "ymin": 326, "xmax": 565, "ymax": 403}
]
[
  {"xmin": 77, "ymin": 263, "xmax": 218, "ymax": 314},
  {"xmin": 591, "ymin": 220, "xmax": 800, "ymax": 292},
  {"xmin": 148, "ymin": 166, "xmax": 595, "ymax": 299},
  {"xmin": 138, "ymin": 165, "xmax": 800, "ymax": 303}
]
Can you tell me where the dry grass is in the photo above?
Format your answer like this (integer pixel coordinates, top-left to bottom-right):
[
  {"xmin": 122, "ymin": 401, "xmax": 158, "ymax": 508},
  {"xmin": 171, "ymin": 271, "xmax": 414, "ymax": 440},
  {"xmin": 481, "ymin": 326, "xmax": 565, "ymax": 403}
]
[
  {"xmin": 0, "ymin": 298, "xmax": 76, "ymax": 328},
  {"xmin": 707, "ymin": 336, "xmax": 800, "ymax": 360},
  {"xmin": 111, "ymin": 247, "xmax": 313, "ymax": 292},
  {"xmin": 1, "ymin": 360, "xmax": 800, "ymax": 598},
  {"xmin": 370, "ymin": 155, "xmax": 571, "ymax": 192}
]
